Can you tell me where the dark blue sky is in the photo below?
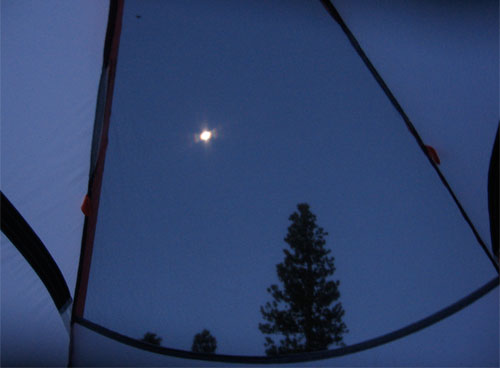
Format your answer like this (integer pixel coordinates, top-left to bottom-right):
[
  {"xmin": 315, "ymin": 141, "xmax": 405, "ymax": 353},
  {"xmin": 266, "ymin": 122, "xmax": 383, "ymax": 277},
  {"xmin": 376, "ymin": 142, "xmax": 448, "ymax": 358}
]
[{"xmin": 82, "ymin": 0, "xmax": 498, "ymax": 365}]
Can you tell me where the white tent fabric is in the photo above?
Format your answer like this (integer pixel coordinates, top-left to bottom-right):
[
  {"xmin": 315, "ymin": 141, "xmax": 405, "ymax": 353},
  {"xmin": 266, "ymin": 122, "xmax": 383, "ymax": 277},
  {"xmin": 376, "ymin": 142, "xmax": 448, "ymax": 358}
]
[
  {"xmin": 1, "ymin": 235, "xmax": 69, "ymax": 366},
  {"xmin": 1, "ymin": 0, "xmax": 498, "ymax": 366},
  {"xmin": 1, "ymin": 1, "xmax": 110, "ymax": 366}
]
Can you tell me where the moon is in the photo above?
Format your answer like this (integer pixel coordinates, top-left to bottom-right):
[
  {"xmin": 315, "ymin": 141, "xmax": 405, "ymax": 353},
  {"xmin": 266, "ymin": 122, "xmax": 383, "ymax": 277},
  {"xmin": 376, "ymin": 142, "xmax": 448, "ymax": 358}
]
[{"xmin": 200, "ymin": 130, "xmax": 212, "ymax": 142}]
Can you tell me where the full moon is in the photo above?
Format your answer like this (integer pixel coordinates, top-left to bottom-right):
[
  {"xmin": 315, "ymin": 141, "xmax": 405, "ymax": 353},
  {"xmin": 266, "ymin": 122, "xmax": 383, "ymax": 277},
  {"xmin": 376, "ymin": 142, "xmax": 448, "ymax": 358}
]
[{"xmin": 200, "ymin": 130, "xmax": 212, "ymax": 141}]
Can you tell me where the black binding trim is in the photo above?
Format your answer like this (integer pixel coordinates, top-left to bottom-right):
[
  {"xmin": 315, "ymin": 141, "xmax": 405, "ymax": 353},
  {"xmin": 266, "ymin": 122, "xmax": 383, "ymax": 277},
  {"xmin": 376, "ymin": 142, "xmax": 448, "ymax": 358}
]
[
  {"xmin": 74, "ymin": 276, "xmax": 498, "ymax": 364},
  {"xmin": 0, "ymin": 191, "xmax": 71, "ymax": 313},
  {"xmin": 102, "ymin": 0, "xmax": 119, "ymax": 68},
  {"xmin": 488, "ymin": 125, "xmax": 499, "ymax": 259}
]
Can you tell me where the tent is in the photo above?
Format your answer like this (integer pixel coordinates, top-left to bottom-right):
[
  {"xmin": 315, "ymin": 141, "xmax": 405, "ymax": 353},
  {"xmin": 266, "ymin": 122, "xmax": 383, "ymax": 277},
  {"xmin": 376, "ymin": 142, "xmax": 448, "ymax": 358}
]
[{"xmin": 1, "ymin": 1, "xmax": 498, "ymax": 366}]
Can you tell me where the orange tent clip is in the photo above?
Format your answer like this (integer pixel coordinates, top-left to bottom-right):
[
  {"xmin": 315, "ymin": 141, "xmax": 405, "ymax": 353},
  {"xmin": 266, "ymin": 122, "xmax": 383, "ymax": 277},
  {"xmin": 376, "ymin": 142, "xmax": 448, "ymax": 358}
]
[
  {"xmin": 81, "ymin": 194, "xmax": 91, "ymax": 217},
  {"xmin": 425, "ymin": 145, "xmax": 440, "ymax": 165}
]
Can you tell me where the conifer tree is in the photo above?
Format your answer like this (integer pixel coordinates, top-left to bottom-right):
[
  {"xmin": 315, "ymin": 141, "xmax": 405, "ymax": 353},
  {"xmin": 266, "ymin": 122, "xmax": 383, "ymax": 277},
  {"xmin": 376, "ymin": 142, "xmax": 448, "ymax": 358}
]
[
  {"xmin": 259, "ymin": 203, "xmax": 347, "ymax": 355},
  {"xmin": 141, "ymin": 332, "xmax": 162, "ymax": 346},
  {"xmin": 191, "ymin": 329, "xmax": 217, "ymax": 353}
]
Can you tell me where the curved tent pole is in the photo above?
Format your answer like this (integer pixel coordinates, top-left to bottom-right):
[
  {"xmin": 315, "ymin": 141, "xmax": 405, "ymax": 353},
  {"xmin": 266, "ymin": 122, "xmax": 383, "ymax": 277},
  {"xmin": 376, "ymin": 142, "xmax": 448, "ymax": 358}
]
[
  {"xmin": 319, "ymin": 0, "xmax": 499, "ymax": 273},
  {"xmin": 0, "ymin": 191, "xmax": 72, "ymax": 332}
]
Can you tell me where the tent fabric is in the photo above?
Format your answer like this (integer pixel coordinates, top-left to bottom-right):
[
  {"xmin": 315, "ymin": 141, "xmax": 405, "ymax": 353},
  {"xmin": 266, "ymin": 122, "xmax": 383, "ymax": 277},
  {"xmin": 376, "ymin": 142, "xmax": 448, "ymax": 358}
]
[
  {"xmin": 1, "ymin": 235, "xmax": 70, "ymax": 366},
  {"xmin": 1, "ymin": 0, "xmax": 110, "ymax": 294},
  {"xmin": 1, "ymin": 1, "xmax": 110, "ymax": 366}
]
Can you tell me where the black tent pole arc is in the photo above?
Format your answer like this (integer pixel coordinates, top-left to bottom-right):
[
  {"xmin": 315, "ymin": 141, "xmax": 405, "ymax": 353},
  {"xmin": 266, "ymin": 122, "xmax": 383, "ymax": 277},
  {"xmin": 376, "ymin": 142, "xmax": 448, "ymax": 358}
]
[
  {"xmin": 0, "ymin": 191, "xmax": 72, "ymax": 326},
  {"xmin": 74, "ymin": 275, "xmax": 499, "ymax": 364}
]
